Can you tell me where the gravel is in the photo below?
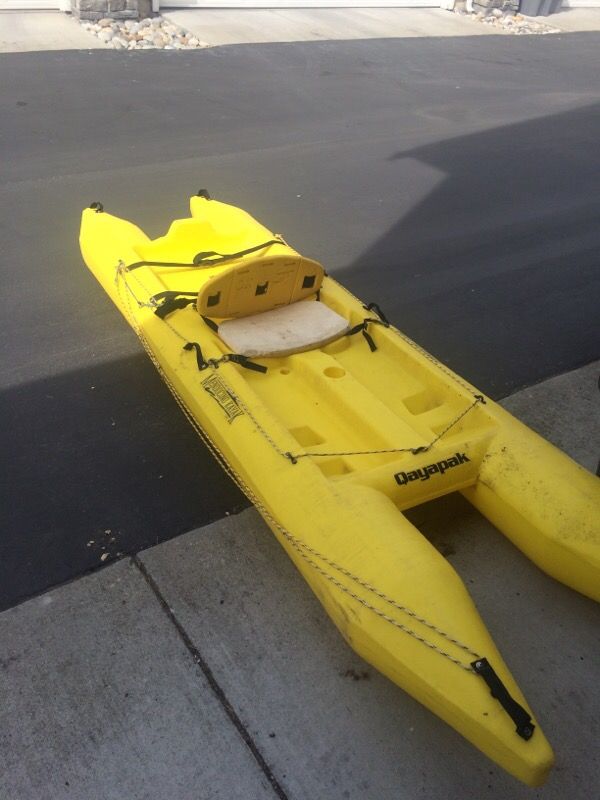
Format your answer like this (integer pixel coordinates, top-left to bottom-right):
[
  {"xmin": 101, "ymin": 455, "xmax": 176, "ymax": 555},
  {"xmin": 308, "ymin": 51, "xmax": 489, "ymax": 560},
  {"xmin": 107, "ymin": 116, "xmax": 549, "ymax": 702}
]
[
  {"xmin": 79, "ymin": 16, "xmax": 209, "ymax": 50},
  {"xmin": 453, "ymin": 7, "xmax": 561, "ymax": 35}
]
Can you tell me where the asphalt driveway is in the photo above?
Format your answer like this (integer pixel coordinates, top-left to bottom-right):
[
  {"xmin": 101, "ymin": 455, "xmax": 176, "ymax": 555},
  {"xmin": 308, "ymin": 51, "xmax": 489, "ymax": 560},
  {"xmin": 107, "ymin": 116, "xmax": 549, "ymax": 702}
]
[{"xmin": 1, "ymin": 34, "xmax": 599, "ymax": 609}]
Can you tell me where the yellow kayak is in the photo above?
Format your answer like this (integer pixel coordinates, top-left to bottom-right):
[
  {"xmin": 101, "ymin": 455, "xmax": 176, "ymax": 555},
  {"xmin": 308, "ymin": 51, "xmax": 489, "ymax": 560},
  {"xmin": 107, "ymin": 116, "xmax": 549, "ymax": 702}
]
[{"xmin": 80, "ymin": 193, "xmax": 600, "ymax": 787}]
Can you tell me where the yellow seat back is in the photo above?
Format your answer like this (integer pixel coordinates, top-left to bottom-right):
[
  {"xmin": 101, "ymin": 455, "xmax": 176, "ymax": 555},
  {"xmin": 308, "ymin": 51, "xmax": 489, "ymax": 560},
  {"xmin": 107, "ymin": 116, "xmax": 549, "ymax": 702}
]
[{"xmin": 196, "ymin": 253, "xmax": 324, "ymax": 318}]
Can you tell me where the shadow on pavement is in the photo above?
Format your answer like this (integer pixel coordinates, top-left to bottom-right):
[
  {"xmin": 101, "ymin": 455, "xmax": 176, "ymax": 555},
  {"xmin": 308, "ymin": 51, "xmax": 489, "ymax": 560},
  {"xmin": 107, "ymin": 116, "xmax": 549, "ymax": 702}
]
[
  {"xmin": 0, "ymin": 354, "xmax": 246, "ymax": 611},
  {"xmin": 341, "ymin": 103, "xmax": 600, "ymax": 397}
]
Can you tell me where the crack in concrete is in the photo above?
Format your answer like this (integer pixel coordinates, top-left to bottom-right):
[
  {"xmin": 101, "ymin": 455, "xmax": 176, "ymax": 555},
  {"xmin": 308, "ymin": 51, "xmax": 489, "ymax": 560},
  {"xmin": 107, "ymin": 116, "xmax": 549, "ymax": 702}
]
[{"xmin": 132, "ymin": 555, "xmax": 289, "ymax": 800}]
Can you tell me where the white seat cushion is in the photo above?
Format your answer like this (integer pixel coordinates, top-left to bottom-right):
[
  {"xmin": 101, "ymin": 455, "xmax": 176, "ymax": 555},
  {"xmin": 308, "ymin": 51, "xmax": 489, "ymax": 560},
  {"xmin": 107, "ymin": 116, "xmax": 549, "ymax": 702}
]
[{"xmin": 218, "ymin": 300, "xmax": 350, "ymax": 358}]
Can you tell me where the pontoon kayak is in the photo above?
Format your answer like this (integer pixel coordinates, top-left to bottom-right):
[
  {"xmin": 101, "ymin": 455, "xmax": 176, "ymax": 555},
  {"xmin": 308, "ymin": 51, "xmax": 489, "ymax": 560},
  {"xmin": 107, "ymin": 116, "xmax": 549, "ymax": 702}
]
[{"xmin": 80, "ymin": 193, "xmax": 600, "ymax": 786}]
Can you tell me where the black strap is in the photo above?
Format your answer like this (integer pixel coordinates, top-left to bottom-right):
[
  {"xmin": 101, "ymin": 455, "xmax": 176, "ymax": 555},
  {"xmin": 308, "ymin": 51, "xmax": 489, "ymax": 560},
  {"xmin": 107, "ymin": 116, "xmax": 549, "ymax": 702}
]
[
  {"xmin": 471, "ymin": 658, "xmax": 535, "ymax": 741},
  {"xmin": 346, "ymin": 317, "xmax": 388, "ymax": 352},
  {"xmin": 127, "ymin": 258, "xmax": 202, "ymax": 272},
  {"xmin": 201, "ymin": 316, "xmax": 220, "ymax": 333},
  {"xmin": 225, "ymin": 354, "xmax": 267, "ymax": 373},
  {"xmin": 183, "ymin": 343, "xmax": 267, "ymax": 374},
  {"xmin": 363, "ymin": 302, "xmax": 390, "ymax": 325},
  {"xmin": 152, "ymin": 291, "xmax": 198, "ymax": 319},
  {"xmin": 346, "ymin": 301, "xmax": 391, "ymax": 352},
  {"xmin": 124, "ymin": 239, "xmax": 285, "ymax": 273},
  {"xmin": 192, "ymin": 239, "xmax": 285, "ymax": 266}
]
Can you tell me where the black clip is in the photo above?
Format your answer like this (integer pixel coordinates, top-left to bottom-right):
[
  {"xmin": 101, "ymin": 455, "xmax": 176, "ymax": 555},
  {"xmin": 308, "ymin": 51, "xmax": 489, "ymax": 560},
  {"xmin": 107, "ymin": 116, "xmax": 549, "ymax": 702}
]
[
  {"xmin": 183, "ymin": 342, "xmax": 209, "ymax": 371},
  {"xmin": 472, "ymin": 658, "xmax": 535, "ymax": 741}
]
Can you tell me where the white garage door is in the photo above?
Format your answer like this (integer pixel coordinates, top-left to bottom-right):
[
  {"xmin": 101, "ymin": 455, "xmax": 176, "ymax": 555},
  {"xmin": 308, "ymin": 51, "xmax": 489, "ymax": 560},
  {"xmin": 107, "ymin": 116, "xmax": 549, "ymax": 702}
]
[
  {"xmin": 161, "ymin": 1, "xmax": 436, "ymax": 7},
  {"xmin": 0, "ymin": 0, "xmax": 63, "ymax": 7}
]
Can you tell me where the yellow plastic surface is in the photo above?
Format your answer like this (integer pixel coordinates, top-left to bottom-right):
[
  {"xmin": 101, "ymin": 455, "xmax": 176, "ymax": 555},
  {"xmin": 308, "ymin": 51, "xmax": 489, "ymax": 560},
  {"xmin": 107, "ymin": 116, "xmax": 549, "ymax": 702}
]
[{"xmin": 80, "ymin": 196, "xmax": 600, "ymax": 787}]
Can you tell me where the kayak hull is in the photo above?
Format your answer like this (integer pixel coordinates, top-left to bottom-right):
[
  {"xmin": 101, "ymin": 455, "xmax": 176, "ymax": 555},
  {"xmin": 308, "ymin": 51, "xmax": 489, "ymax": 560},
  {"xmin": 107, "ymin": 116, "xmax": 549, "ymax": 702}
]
[{"xmin": 79, "ymin": 196, "xmax": 599, "ymax": 786}]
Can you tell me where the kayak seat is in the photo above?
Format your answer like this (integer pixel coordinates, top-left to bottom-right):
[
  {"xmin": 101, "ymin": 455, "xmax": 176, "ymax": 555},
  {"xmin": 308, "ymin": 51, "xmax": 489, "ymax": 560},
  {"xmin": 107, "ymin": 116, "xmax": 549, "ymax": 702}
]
[
  {"xmin": 196, "ymin": 252, "xmax": 326, "ymax": 319},
  {"xmin": 194, "ymin": 246, "xmax": 345, "ymax": 357},
  {"xmin": 133, "ymin": 207, "xmax": 347, "ymax": 356},
  {"xmin": 217, "ymin": 299, "xmax": 350, "ymax": 358}
]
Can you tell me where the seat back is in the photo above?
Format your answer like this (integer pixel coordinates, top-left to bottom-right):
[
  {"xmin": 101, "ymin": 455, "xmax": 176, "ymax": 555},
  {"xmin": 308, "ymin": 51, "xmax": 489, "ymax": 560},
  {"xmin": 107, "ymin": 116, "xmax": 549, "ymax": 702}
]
[{"xmin": 196, "ymin": 253, "xmax": 325, "ymax": 318}]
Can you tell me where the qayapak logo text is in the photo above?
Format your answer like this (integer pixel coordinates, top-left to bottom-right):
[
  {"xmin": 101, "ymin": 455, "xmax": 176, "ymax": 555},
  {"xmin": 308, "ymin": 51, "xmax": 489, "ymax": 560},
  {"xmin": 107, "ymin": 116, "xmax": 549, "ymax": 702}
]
[{"xmin": 394, "ymin": 452, "xmax": 470, "ymax": 486}]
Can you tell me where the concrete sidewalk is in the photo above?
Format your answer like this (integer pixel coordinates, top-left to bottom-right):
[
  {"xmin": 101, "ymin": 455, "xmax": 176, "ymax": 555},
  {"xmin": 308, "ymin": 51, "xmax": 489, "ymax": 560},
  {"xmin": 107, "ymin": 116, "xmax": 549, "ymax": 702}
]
[
  {"xmin": 1, "ymin": 8, "xmax": 599, "ymax": 54},
  {"xmin": 164, "ymin": 8, "xmax": 505, "ymax": 46},
  {"xmin": 1, "ymin": 361, "xmax": 598, "ymax": 799},
  {"xmin": 165, "ymin": 7, "xmax": 600, "ymax": 45},
  {"xmin": 0, "ymin": 8, "xmax": 501, "ymax": 54},
  {"xmin": 547, "ymin": 7, "xmax": 600, "ymax": 31},
  {"xmin": 0, "ymin": 11, "xmax": 106, "ymax": 52}
]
